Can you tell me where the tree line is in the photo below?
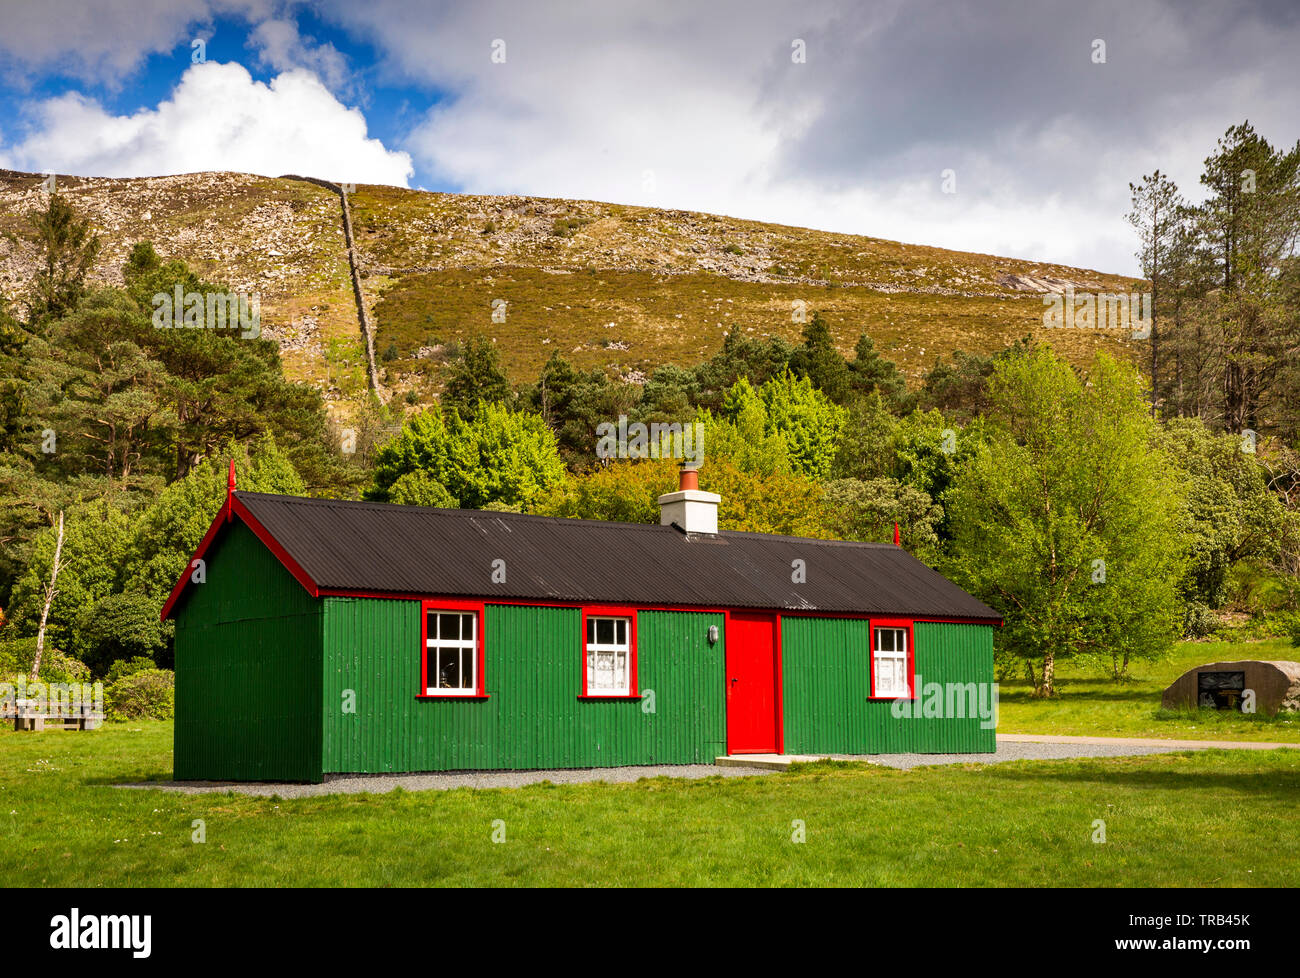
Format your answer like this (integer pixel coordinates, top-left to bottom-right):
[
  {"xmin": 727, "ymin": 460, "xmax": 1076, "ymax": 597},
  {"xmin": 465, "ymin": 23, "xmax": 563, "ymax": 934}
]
[
  {"xmin": 2, "ymin": 122, "xmax": 1298, "ymax": 697},
  {"xmin": 1128, "ymin": 121, "xmax": 1300, "ymax": 439}
]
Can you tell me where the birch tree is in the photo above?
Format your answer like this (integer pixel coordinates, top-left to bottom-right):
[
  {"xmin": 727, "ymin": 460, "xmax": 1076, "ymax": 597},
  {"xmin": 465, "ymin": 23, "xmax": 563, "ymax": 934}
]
[
  {"xmin": 945, "ymin": 348, "xmax": 1186, "ymax": 695},
  {"xmin": 30, "ymin": 510, "xmax": 65, "ymax": 682}
]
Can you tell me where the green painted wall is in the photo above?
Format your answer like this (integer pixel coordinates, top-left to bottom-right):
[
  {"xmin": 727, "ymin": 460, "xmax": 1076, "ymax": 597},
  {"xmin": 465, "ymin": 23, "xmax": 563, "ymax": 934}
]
[
  {"xmin": 781, "ymin": 619, "xmax": 995, "ymax": 754},
  {"xmin": 173, "ymin": 526, "xmax": 992, "ymax": 781},
  {"xmin": 321, "ymin": 600, "xmax": 726, "ymax": 773},
  {"xmin": 173, "ymin": 521, "xmax": 324, "ymax": 782}
]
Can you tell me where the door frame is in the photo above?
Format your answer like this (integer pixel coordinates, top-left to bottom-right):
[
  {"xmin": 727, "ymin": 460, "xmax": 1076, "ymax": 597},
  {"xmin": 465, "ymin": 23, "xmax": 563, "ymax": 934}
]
[{"xmin": 723, "ymin": 610, "xmax": 784, "ymax": 755}]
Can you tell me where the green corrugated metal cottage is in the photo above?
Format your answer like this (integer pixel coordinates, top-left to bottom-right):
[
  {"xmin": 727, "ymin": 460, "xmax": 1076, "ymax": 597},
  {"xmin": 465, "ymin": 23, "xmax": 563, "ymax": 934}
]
[{"xmin": 162, "ymin": 464, "xmax": 1001, "ymax": 782}]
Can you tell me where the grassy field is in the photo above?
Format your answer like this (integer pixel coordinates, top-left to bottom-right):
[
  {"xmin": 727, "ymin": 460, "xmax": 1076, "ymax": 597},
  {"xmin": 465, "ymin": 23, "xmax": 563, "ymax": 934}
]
[
  {"xmin": 1, "ymin": 721, "xmax": 1297, "ymax": 887},
  {"xmin": 997, "ymin": 638, "xmax": 1300, "ymax": 743}
]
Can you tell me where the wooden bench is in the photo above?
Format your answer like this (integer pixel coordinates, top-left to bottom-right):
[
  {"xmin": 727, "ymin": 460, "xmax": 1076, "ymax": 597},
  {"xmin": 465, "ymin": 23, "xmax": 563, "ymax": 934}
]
[{"xmin": 6, "ymin": 698, "xmax": 103, "ymax": 731}]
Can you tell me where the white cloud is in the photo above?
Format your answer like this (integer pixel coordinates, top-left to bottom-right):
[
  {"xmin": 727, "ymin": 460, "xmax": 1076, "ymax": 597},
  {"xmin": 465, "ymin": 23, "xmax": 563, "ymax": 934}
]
[
  {"xmin": 0, "ymin": 61, "xmax": 412, "ymax": 186},
  {"xmin": 321, "ymin": 0, "xmax": 1299, "ymax": 276},
  {"xmin": 324, "ymin": 0, "xmax": 1148, "ymax": 273},
  {"xmin": 248, "ymin": 17, "xmax": 351, "ymax": 94},
  {"xmin": 3, "ymin": 1, "xmax": 1296, "ymax": 276},
  {"xmin": 0, "ymin": 0, "xmax": 273, "ymax": 84}
]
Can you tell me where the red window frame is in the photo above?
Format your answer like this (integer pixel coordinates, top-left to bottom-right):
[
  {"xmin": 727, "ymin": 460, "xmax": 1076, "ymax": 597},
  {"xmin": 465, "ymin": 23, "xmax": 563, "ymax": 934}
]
[
  {"xmin": 418, "ymin": 598, "xmax": 489, "ymax": 699},
  {"xmin": 579, "ymin": 605, "xmax": 640, "ymax": 699},
  {"xmin": 868, "ymin": 617, "xmax": 915, "ymax": 701}
]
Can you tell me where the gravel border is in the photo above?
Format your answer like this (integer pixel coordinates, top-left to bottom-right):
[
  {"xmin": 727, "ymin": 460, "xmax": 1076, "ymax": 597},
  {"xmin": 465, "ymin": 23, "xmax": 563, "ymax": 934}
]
[
  {"xmin": 116, "ymin": 763, "xmax": 768, "ymax": 798},
  {"xmin": 827, "ymin": 739, "xmax": 1211, "ymax": 770},
  {"xmin": 111, "ymin": 737, "xmax": 1234, "ymax": 796}
]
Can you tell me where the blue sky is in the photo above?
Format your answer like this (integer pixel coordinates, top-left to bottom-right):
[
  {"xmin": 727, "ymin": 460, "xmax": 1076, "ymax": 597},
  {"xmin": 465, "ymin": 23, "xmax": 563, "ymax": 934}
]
[{"xmin": 2, "ymin": 0, "xmax": 1298, "ymax": 276}]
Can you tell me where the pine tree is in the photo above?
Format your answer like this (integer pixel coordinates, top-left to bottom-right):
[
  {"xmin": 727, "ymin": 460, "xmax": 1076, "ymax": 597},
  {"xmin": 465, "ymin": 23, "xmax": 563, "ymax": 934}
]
[
  {"xmin": 6, "ymin": 195, "xmax": 101, "ymax": 327},
  {"xmin": 788, "ymin": 311, "xmax": 850, "ymax": 403},
  {"xmin": 1128, "ymin": 169, "xmax": 1184, "ymax": 416}
]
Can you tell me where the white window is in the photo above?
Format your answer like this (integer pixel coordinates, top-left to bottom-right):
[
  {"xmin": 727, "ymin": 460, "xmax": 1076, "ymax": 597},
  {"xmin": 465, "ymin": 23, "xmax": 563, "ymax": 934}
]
[
  {"xmin": 586, "ymin": 616, "xmax": 631, "ymax": 696},
  {"xmin": 426, "ymin": 610, "xmax": 478, "ymax": 695},
  {"xmin": 873, "ymin": 627, "xmax": 909, "ymax": 697}
]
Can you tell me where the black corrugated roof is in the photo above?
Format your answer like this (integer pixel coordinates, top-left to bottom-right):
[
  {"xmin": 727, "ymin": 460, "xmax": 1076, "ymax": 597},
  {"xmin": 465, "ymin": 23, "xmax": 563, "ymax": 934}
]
[{"xmin": 229, "ymin": 491, "xmax": 1000, "ymax": 622}]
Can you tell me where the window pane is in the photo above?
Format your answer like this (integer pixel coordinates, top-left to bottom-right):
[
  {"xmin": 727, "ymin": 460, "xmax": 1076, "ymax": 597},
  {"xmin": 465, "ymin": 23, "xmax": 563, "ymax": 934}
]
[
  {"xmin": 462, "ymin": 645, "xmax": 475, "ymax": 689},
  {"xmin": 876, "ymin": 655, "xmax": 907, "ymax": 696},
  {"xmin": 437, "ymin": 647, "xmax": 462, "ymax": 688},
  {"xmin": 587, "ymin": 617, "xmax": 595, "ymax": 645},
  {"xmin": 616, "ymin": 619, "xmax": 626, "ymax": 645},
  {"xmin": 439, "ymin": 614, "xmax": 459, "ymax": 641},
  {"xmin": 876, "ymin": 657, "xmax": 893, "ymax": 693},
  {"xmin": 460, "ymin": 613, "xmax": 475, "ymax": 642},
  {"xmin": 597, "ymin": 618, "xmax": 614, "ymax": 645}
]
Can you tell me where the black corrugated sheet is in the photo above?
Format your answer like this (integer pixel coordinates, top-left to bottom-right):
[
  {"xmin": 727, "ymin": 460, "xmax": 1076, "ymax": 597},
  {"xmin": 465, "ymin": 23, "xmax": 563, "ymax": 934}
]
[{"xmin": 234, "ymin": 491, "xmax": 1002, "ymax": 622}]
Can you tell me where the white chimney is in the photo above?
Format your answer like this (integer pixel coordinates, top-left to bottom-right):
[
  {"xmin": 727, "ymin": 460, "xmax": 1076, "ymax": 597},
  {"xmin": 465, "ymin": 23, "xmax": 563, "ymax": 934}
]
[{"xmin": 657, "ymin": 461, "xmax": 720, "ymax": 534}]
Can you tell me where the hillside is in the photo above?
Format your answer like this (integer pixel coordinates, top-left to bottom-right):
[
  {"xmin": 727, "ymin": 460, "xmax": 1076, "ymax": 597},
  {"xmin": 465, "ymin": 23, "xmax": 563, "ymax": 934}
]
[{"xmin": 0, "ymin": 169, "xmax": 1144, "ymax": 417}]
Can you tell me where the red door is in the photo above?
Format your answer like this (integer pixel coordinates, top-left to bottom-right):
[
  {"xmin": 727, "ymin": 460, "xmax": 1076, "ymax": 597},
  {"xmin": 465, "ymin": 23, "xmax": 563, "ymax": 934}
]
[{"xmin": 726, "ymin": 612, "xmax": 779, "ymax": 754}]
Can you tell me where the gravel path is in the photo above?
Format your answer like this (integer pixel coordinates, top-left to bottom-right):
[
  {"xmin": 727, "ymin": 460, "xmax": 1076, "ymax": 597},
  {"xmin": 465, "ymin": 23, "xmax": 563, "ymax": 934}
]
[
  {"xmin": 117, "ymin": 736, "xmax": 1284, "ymax": 797},
  {"xmin": 116, "ymin": 763, "xmax": 768, "ymax": 798},
  {"xmin": 829, "ymin": 739, "xmax": 1217, "ymax": 770}
]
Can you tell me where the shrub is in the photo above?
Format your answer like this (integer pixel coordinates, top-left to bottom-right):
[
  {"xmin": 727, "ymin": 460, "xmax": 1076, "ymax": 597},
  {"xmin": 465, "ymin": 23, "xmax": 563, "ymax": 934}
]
[
  {"xmin": 1182, "ymin": 602, "xmax": 1218, "ymax": 639},
  {"xmin": 69, "ymin": 592, "xmax": 170, "ymax": 676},
  {"xmin": 551, "ymin": 216, "xmax": 590, "ymax": 237},
  {"xmin": 106, "ymin": 656, "xmax": 157, "ymax": 685},
  {"xmin": 1280, "ymin": 611, "xmax": 1300, "ymax": 648},
  {"xmin": 0, "ymin": 636, "xmax": 91, "ymax": 683},
  {"xmin": 105, "ymin": 668, "xmax": 175, "ymax": 721}
]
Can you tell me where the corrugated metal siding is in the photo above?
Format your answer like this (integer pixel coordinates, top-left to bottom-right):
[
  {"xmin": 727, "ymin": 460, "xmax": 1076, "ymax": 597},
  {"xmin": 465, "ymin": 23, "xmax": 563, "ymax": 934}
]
[
  {"xmin": 781, "ymin": 619, "xmax": 995, "ymax": 754},
  {"xmin": 321, "ymin": 601, "xmax": 726, "ymax": 772},
  {"xmin": 173, "ymin": 521, "xmax": 323, "ymax": 782}
]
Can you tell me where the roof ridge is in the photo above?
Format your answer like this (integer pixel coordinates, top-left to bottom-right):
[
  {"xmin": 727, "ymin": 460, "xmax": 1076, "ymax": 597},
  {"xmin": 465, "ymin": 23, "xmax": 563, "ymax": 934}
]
[{"xmin": 234, "ymin": 490, "xmax": 675, "ymax": 533}]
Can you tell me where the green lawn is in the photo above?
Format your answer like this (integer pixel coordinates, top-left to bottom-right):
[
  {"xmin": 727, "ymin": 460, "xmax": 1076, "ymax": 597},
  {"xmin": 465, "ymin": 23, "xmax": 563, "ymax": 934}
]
[
  {"xmin": 2, "ymin": 721, "xmax": 1297, "ymax": 886},
  {"xmin": 997, "ymin": 638, "xmax": 1300, "ymax": 742}
]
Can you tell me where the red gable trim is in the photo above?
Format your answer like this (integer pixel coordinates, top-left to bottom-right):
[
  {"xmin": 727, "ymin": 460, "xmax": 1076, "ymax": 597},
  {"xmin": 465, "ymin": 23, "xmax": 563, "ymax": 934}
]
[{"xmin": 159, "ymin": 493, "xmax": 320, "ymax": 621}]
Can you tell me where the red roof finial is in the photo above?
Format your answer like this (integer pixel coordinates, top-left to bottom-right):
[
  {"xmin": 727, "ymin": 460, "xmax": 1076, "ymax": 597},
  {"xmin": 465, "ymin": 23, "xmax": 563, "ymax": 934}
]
[
  {"xmin": 228, "ymin": 459, "xmax": 236, "ymax": 495},
  {"xmin": 894, "ymin": 521, "xmax": 901, "ymax": 547}
]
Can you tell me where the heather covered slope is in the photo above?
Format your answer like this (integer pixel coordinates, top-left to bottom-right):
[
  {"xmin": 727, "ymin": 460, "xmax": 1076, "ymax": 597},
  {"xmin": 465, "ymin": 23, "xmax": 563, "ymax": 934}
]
[{"xmin": 0, "ymin": 169, "xmax": 1144, "ymax": 411}]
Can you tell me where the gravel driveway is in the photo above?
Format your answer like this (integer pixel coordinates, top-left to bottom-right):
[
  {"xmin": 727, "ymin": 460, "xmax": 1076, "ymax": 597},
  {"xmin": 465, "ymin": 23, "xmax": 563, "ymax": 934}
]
[
  {"xmin": 111, "ymin": 735, "xmax": 1268, "ymax": 797},
  {"xmin": 117, "ymin": 763, "xmax": 768, "ymax": 798},
  {"xmin": 830, "ymin": 739, "xmax": 1213, "ymax": 770}
]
